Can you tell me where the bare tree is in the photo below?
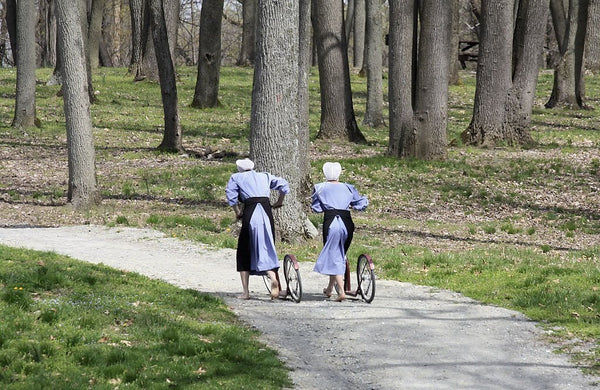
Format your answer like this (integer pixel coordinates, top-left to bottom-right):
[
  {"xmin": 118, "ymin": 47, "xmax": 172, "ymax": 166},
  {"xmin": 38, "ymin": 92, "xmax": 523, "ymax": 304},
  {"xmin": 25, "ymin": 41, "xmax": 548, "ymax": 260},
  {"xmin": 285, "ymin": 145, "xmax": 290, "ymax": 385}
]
[
  {"xmin": 56, "ymin": 0, "xmax": 100, "ymax": 208},
  {"xmin": 449, "ymin": 0, "xmax": 461, "ymax": 85},
  {"xmin": 546, "ymin": 0, "xmax": 589, "ymax": 108},
  {"xmin": 585, "ymin": 0, "xmax": 600, "ymax": 73},
  {"xmin": 237, "ymin": 0, "xmax": 256, "ymax": 66},
  {"xmin": 313, "ymin": 0, "xmax": 366, "ymax": 143},
  {"xmin": 463, "ymin": 0, "xmax": 548, "ymax": 147},
  {"xmin": 12, "ymin": 0, "xmax": 38, "ymax": 129},
  {"xmin": 298, "ymin": 0, "xmax": 313, "ymax": 199},
  {"xmin": 362, "ymin": 0, "xmax": 384, "ymax": 127},
  {"xmin": 128, "ymin": 0, "xmax": 146, "ymax": 77},
  {"xmin": 139, "ymin": 0, "xmax": 179, "ymax": 81},
  {"xmin": 88, "ymin": 0, "xmax": 106, "ymax": 69},
  {"xmin": 5, "ymin": 0, "xmax": 17, "ymax": 65},
  {"xmin": 388, "ymin": 0, "xmax": 451, "ymax": 160},
  {"xmin": 149, "ymin": 0, "xmax": 182, "ymax": 152},
  {"xmin": 192, "ymin": 0, "xmax": 224, "ymax": 108},
  {"xmin": 345, "ymin": 0, "xmax": 355, "ymax": 45},
  {"xmin": 250, "ymin": 0, "xmax": 311, "ymax": 241},
  {"xmin": 353, "ymin": 0, "xmax": 365, "ymax": 68}
]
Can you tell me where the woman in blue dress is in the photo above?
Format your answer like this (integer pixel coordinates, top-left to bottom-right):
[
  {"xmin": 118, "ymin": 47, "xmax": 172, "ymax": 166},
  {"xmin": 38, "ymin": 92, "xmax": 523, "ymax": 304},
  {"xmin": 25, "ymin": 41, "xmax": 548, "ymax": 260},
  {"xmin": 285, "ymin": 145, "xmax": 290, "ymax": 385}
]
[
  {"xmin": 312, "ymin": 162, "xmax": 368, "ymax": 301},
  {"xmin": 226, "ymin": 158, "xmax": 289, "ymax": 300}
]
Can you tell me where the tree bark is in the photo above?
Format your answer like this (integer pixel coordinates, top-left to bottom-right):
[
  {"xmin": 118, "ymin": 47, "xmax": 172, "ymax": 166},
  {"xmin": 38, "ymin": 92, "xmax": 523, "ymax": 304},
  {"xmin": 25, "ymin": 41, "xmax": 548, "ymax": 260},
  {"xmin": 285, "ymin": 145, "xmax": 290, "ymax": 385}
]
[
  {"xmin": 413, "ymin": 0, "xmax": 450, "ymax": 159},
  {"xmin": 353, "ymin": 0, "xmax": 365, "ymax": 68},
  {"xmin": 362, "ymin": 0, "xmax": 384, "ymax": 127},
  {"xmin": 388, "ymin": 0, "xmax": 416, "ymax": 157},
  {"xmin": 250, "ymin": 0, "xmax": 309, "ymax": 241},
  {"xmin": 56, "ymin": 0, "xmax": 100, "ymax": 209},
  {"xmin": 141, "ymin": 0, "xmax": 179, "ymax": 82},
  {"xmin": 6, "ymin": 0, "xmax": 17, "ymax": 64},
  {"xmin": 449, "ymin": 0, "xmax": 461, "ymax": 85},
  {"xmin": 389, "ymin": 0, "xmax": 448, "ymax": 160},
  {"xmin": 237, "ymin": 0, "xmax": 256, "ymax": 66},
  {"xmin": 546, "ymin": 0, "xmax": 588, "ymax": 108},
  {"xmin": 129, "ymin": 0, "xmax": 145, "ymax": 76},
  {"xmin": 12, "ymin": 0, "xmax": 38, "ymax": 129},
  {"xmin": 298, "ymin": 0, "xmax": 314, "ymax": 201},
  {"xmin": 585, "ymin": 0, "xmax": 600, "ymax": 73},
  {"xmin": 149, "ymin": 0, "xmax": 183, "ymax": 152},
  {"xmin": 507, "ymin": 0, "xmax": 549, "ymax": 136},
  {"xmin": 88, "ymin": 0, "xmax": 106, "ymax": 69},
  {"xmin": 192, "ymin": 0, "xmax": 224, "ymax": 108},
  {"xmin": 345, "ymin": 0, "xmax": 355, "ymax": 46},
  {"xmin": 313, "ymin": 0, "xmax": 366, "ymax": 143},
  {"xmin": 463, "ymin": 0, "xmax": 546, "ymax": 147},
  {"xmin": 463, "ymin": 0, "xmax": 514, "ymax": 147}
]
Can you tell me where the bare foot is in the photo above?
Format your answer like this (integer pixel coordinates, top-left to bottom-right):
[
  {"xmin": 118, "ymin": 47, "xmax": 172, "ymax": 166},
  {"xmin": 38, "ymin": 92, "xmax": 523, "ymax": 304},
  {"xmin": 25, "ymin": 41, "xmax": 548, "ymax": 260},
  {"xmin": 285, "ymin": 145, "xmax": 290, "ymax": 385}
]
[
  {"xmin": 335, "ymin": 294, "xmax": 346, "ymax": 302},
  {"xmin": 323, "ymin": 288, "xmax": 332, "ymax": 298},
  {"xmin": 237, "ymin": 294, "xmax": 250, "ymax": 300},
  {"xmin": 270, "ymin": 280, "xmax": 280, "ymax": 300}
]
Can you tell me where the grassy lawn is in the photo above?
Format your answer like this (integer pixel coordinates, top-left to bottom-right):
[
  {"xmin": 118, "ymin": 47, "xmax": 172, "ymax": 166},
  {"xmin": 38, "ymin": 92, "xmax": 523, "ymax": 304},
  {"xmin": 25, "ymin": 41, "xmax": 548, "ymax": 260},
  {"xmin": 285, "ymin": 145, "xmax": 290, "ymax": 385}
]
[
  {"xmin": 0, "ymin": 245, "xmax": 291, "ymax": 389},
  {"xmin": 0, "ymin": 65, "xmax": 599, "ymax": 378}
]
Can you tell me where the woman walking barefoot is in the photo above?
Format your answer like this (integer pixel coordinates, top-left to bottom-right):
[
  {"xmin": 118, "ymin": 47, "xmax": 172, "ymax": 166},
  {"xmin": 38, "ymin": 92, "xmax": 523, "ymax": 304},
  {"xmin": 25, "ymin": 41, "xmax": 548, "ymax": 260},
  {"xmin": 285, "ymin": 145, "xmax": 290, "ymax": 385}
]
[
  {"xmin": 226, "ymin": 158, "xmax": 289, "ymax": 299},
  {"xmin": 311, "ymin": 162, "xmax": 368, "ymax": 301}
]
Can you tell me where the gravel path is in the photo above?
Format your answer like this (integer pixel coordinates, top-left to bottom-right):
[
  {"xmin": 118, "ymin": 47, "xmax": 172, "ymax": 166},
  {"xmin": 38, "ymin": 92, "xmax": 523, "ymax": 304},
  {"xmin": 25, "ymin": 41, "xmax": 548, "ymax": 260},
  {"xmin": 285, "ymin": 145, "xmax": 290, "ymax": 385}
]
[{"xmin": 0, "ymin": 225, "xmax": 596, "ymax": 389}]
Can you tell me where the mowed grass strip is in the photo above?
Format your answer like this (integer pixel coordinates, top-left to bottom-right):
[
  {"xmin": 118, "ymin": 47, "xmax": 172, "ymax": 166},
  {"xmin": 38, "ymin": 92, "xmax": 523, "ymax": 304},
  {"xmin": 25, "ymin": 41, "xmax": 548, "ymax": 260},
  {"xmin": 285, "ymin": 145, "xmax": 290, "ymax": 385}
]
[{"xmin": 0, "ymin": 245, "xmax": 291, "ymax": 389}]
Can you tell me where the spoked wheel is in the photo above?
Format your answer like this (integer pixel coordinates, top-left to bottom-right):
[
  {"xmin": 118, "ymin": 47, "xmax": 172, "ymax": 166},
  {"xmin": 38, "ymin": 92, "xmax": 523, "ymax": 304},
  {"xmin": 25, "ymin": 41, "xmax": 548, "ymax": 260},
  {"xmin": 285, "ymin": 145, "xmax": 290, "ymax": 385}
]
[
  {"xmin": 356, "ymin": 254, "xmax": 376, "ymax": 303},
  {"xmin": 262, "ymin": 274, "xmax": 273, "ymax": 294},
  {"xmin": 283, "ymin": 254, "xmax": 302, "ymax": 303}
]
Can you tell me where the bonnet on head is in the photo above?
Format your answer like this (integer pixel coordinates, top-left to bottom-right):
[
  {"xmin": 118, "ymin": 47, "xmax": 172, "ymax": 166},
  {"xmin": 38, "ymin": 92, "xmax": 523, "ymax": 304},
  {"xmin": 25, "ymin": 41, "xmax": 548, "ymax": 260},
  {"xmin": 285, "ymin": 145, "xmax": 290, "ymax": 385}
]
[
  {"xmin": 323, "ymin": 162, "xmax": 342, "ymax": 181},
  {"xmin": 236, "ymin": 158, "xmax": 255, "ymax": 172}
]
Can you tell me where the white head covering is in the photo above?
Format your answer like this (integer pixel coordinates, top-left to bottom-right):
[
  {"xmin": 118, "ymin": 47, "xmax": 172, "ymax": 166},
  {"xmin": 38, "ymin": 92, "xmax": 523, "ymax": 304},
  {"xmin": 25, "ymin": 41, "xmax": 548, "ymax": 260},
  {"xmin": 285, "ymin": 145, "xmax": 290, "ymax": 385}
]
[
  {"xmin": 236, "ymin": 158, "xmax": 255, "ymax": 172},
  {"xmin": 323, "ymin": 162, "xmax": 342, "ymax": 181}
]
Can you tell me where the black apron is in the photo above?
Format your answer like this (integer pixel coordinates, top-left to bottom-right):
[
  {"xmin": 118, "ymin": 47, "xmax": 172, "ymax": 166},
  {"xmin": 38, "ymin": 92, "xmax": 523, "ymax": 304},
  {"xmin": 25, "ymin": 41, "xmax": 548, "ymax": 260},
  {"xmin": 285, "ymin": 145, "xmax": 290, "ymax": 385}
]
[
  {"xmin": 236, "ymin": 197, "xmax": 276, "ymax": 273},
  {"xmin": 322, "ymin": 209, "xmax": 354, "ymax": 253}
]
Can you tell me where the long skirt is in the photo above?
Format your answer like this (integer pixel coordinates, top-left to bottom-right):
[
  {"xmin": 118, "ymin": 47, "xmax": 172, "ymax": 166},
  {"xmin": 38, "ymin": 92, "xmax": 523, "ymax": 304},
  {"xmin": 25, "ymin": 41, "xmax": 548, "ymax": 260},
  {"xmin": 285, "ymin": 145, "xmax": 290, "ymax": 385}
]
[
  {"xmin": 237, "ymin": 197, "xmax": 280, "ymax": 274},
  {"xmin": 313, "ymin": 210, "xmax": 354, "ymax": 276}
]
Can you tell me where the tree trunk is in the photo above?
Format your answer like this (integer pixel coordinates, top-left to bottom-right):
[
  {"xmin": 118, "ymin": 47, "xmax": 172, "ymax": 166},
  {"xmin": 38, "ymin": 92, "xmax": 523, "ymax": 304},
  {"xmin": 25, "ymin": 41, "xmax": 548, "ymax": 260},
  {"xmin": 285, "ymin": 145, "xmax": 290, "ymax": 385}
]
[
  {"xmin": 388, "ymin": 0, "xmax": 416, "ymax": 157},
  {"xmin": 237, "ymin": 0, "xmax": 256, "ymax": 66},
  {"xmin": 313, "ymin": 0, "xmax": 366, "ymax": 143},
  {"xmin": 546, "ymin": 0, "xmax": 588, "ymax": 108},
  {"xmin": 250, "ymin": 0, "xmax": 309, "ymax": 242},
  {"xmin": 75, "ymin": 0, "xmax": 97, "ymax": 104},
  {"xmin": 353, "ymin": 0, "xmax": 365, "ymax": 68},
  {"xmin": 192, "ymin": 0, "xmax": 224, "ymax": 108},
  {"xmin": 362, "ymin": 0, "xmax": 384, "ymax": 127},
  {"xmin": 345, "ymin": 0, "xmax": 355, "ymax": 46},
  {"xmin": 12, "ymin": 0, "xmax": 38, "ymax": 129},
  {"xmin": 88, "ymin": 0, "xmax": 106, "ymax": 69},
  {"xmin": 507, "ymin": 0, "xmax": 549, "ymax": 137},
  {"xmin": 389, "ymin": 0, "xmax": 448, "ymax": 160},
  {"xmin": 298, "ymin": 0, "xmax": 314, "ymax": 201},
  {"xmin": 6, "ymin": 0, "xmax": 17, "ymax": 64},
  {"xmin": 38, "ymin": 0, "xmax": 55, "ymax": 67},
  {"xmin": 413, "ymin": 0, "xmax": 450, "ymax": 160},
  {"xmin": 99, "ymin": 37, "xmax": 114, "ymax": 67},
  {"xmin": 449, "ymin": 0, "xmax": 461, "ymax": 85},
  {"xmin": 463, "ymin": 0, "xmax": 513, "ymax": 147},
  {"xmin": 149, "ymin": 0, "xmax": 182, "ymax": 152},
  {"xmin": 141, "ymin": 0, "xmax": 178, "ymax": 82},
  {"xmin": 56, "ymin": 0, "xmax": 100, "ymax": 209},
  {"xmin": 585, "ymin": 0, "xmax": 600, "ymax": 73},
  {"xmin": 129, "ymin": 0, "xmax": 145, "ymax": 76}
]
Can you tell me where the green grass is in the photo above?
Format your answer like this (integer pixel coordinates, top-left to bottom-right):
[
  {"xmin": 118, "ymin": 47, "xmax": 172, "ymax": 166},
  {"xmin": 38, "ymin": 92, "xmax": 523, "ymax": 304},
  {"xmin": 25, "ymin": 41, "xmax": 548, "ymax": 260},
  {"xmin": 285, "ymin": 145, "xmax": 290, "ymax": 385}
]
[
  {"xmin": 0, "ymin": 245, "xmax": 291, "ymax": 389},
  {"xmin": 1, "ymin": 65, "xmax": 600, "ymax": 375}
]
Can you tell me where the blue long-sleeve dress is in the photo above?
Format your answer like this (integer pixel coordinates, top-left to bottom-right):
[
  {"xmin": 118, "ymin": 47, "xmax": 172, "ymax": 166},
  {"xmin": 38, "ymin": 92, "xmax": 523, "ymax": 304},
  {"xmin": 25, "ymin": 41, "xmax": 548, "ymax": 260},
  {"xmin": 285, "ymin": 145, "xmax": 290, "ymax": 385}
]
[
  {"xmin": 226, "ymin": 170, "xmax": 289, "ymax": 274},
  {"xmin": 311, "ymin": 182, "xmax": 368, "ymax": 275}
]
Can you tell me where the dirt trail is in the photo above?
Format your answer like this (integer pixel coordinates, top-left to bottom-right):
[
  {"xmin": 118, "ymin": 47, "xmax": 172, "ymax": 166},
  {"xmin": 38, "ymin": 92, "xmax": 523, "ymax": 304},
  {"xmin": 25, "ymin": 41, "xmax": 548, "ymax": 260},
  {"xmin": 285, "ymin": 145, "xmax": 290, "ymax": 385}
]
[{"xmin": 0, "ymin": 225, "xmax": 595, "ymax": 389}]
